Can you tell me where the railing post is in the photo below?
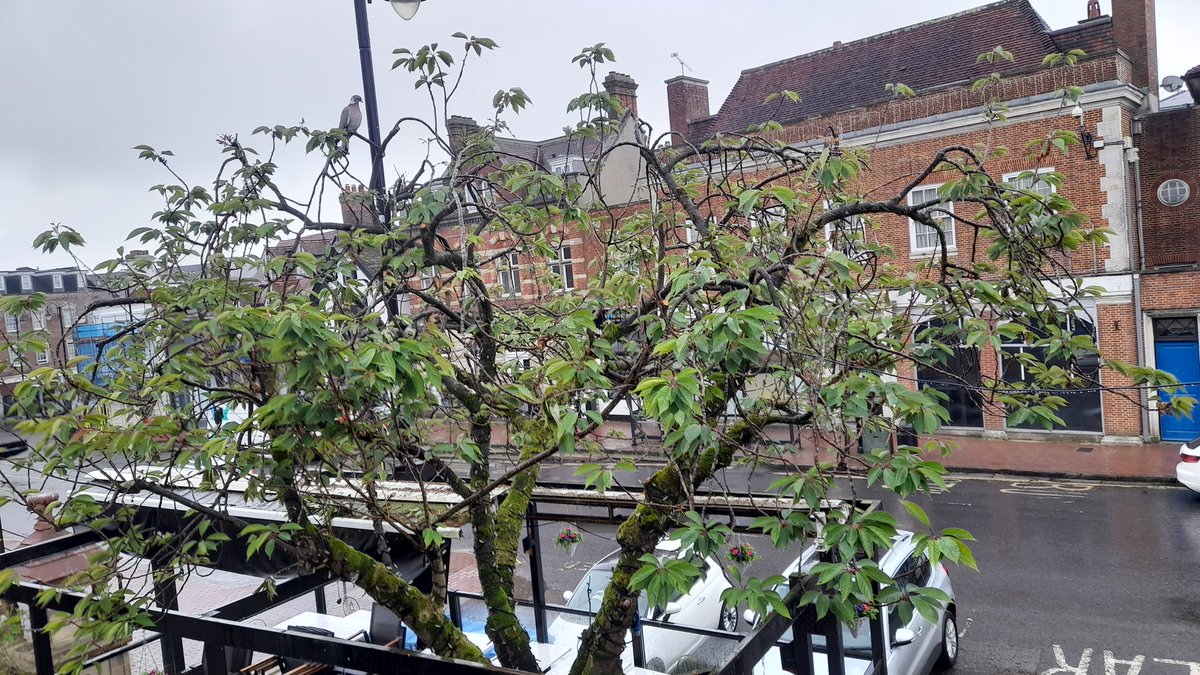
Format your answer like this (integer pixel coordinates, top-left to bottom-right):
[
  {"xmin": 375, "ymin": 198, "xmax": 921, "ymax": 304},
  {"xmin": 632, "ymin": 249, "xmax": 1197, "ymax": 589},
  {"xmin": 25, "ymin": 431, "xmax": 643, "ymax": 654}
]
[
  {"xmin": 631, "ymin": 612, "xmax": 646, "ymax": 669},
  {"xmin": 525, "ymin": 503, "xmax": 548, "ymax": 643},
  {"xmin": 203, "ymin": 642, "xmax": 229, "ymax": 675},
  {"xmin": 314, "ymin": 587, "xmax": 327, "ymax": 614},
  {"xmin": 786, "ymin": 574, "xmax": 815, "ymax": 675},
  {"xmin": 869, "ymin": 580, "xmax": 887, "ymax": 675},
  {"xmin": 27, "ymin": 604, "xmax": 55, "ymax": 675},
  {"xmin": 448, "ymin": 593, "xmax": 463, "ymax": 630},
  {"xmin": 152, "ymin": 559, "xmax": 186, "ymax": 674}
]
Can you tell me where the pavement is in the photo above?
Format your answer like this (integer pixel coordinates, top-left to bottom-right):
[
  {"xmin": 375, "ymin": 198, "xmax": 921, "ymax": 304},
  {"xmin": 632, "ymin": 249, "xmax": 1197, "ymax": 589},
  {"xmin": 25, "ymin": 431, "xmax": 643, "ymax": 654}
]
[{"xmin": 527, "ymin": 418, "xmax": 1188, "ymax": 485}]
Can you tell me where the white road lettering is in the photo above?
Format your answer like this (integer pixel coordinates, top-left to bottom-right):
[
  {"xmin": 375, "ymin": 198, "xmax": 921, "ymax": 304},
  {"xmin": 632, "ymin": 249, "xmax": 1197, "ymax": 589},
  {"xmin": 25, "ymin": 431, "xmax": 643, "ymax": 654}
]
[
  {"xmin": 1044, "ymin": 645, "xmax": 1093, "ymax": 675},
  {"xmin": 1003, "ymin": 480, "xmax": 1096, "ymax": 498},
  {"xmin": 1153, "ymin": 659, "xmax": 1200, "ymax": 675},
  {"xmin": 1105, "ymin": 651, "xmax": 1145, "ymax": 675}
]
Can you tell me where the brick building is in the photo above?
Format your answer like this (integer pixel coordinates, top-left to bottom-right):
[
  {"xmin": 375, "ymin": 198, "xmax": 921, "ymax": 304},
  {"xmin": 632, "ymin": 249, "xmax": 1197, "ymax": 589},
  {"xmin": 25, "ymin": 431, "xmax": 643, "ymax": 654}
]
[
  {"xmin": 1133, "ymin": 66, "xmax": 1200, "ymax": 441},
  {"xmin": 660, "ymin": 0, "xmax": 1170, "ymax": 444},
  {"xmin": 0, "ymin": 266, "xmax": 112, "ymax": 415}
]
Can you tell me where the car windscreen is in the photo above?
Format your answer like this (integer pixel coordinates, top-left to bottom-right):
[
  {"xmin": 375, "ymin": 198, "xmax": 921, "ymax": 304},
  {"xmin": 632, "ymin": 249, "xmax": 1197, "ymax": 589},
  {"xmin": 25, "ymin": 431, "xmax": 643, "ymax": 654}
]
[{"xmin": 566, "ymin": 569, "xmax": 648, "ymax": 618}]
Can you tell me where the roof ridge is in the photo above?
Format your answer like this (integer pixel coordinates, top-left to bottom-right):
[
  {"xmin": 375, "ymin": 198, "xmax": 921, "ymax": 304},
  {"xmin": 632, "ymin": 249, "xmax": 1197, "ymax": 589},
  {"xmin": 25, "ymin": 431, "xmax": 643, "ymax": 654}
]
[{"xmin": 739, "ymin": 0, "xmax": 1031, "ymax": 77}]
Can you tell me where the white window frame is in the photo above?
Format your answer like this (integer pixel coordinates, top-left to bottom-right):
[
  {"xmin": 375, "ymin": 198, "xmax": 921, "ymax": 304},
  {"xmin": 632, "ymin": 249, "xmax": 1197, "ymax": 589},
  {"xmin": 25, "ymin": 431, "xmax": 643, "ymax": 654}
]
[
  {"xmin": 66, "ymin": 339, "xmax": 76, "ymax": 361},
  {"xmin": 1003, "ymin": 168, "xmax": 1056, "ymax": 198},
  {"xmin": 908, "ymin": 184, "xmax": 955, "ymax": 255},
  {"xmin": 1158, "ymin": 178, "xmax": 1190, "ymax": 207},
  {"xmin": 3, "ymin": 314, "xmax": 16, "ymax": 333},
  {"xmin": 8, "ymin": 346, "xmax": 19, "ymax": 365},
  {"xmin": 35, "ymin": 351, "xmax": 49, "ymax": 365},
  {"xmin": 822, "ymin": 200, "xmax": 868, "ymax": 254},
  {"xmin": 20, "ymin": 275, "xmax": 32, "ymax": 292},
  {"xmin": 52, "ymin": 274, "xmax": 63, "ymax": 291},
  {"xmin": 60, "ymin": 303, "xmax": 76, "ymax": 328},
  {"xmin": 550, "ymin": 156, "xmax": 585, "ymax": 175},
  {"xmin": 684, "ymin": 221, "xmax": 700, "ymax": 245},
  {"xmin": 497, "ymin": 252, "xmax": 522, "ymax": 298},
  {"xmin": 30, "ymin": 312, "xmax": 45, "ymax": 332},
  {"xmin": 547, "ymin": 245, "xmax": 575, "ymax": 293},
  {"xmin": 77, "ymin": 273, "xmax": 87, "ymax": 290}
]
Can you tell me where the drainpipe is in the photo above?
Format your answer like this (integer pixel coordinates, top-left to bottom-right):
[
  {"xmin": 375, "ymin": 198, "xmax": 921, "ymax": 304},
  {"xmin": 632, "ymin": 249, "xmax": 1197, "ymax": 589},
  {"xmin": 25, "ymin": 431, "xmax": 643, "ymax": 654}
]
[{"xmin": 1128, "ymin": 145, "xmax": 1150, "ymax": 440}]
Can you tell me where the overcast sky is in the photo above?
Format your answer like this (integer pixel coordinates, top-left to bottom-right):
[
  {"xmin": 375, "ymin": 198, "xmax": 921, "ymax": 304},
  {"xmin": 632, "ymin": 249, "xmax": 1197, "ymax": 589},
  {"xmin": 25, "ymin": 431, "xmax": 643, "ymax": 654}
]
[{"xmin": 0, "ymin": 0, "xmax": 1192, "ymax": 271}]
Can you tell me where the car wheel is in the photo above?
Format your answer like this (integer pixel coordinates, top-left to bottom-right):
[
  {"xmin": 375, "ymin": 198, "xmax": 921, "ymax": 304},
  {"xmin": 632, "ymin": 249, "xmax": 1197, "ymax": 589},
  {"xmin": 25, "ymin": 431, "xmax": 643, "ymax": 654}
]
[
  {"xmin": 718, "ymin": 601, "xmax": 739, "ymax": 632},
  {"xmin": 646, "ymin": 657, "xmax": 667, "ymax": 673},
  {"xmin": 935, "ymin": 611, "xmax": 959, "ymax": 669},
  {"xmin": 670, "ymin": 656, "xmax": 707, "ymax": 674}
]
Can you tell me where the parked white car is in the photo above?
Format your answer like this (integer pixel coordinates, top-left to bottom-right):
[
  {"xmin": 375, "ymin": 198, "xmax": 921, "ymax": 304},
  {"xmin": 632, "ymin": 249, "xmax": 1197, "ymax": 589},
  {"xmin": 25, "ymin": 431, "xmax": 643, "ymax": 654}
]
[
  {"xmin": 746, "ymin": 530, "xmax": 958, "ymax": 675},
  {"xmin": 1178, "ymin": 437, "xmax": 1200, "ymax": 493},
  {"xmin": 548, "ymin": 540, "xmax": 738, "ymax": 674}
]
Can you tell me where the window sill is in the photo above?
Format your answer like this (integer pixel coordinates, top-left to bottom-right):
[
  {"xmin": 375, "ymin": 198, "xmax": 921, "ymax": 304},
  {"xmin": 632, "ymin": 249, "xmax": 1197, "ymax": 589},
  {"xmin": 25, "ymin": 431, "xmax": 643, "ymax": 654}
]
[{"xmin": 909, "ymin": 247, "xmax": 958, "ymax": 260}]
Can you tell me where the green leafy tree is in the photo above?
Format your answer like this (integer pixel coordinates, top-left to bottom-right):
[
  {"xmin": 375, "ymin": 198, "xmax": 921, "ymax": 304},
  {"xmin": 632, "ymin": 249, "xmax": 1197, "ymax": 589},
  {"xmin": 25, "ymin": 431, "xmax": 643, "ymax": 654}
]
[{"xmin": 1, "ymin": 37, "xmax": 1184, "ymax": 675}]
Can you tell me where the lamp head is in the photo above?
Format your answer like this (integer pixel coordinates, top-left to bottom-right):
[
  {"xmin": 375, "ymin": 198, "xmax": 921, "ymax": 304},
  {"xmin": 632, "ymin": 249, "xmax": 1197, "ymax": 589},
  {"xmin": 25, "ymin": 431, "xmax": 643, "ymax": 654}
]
[
  {"xmin": 389, "ymin": 0, "xmax": 422, "ymax": 20},
  {"xmin": 1071, "ymin": 103, "xmax": 1084, "ymax": 119}
]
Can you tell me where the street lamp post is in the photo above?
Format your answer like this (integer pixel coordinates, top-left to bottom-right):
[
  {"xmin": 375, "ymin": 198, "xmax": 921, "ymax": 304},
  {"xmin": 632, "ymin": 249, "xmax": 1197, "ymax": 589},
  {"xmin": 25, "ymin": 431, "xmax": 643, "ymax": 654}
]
[
  {"xmin": 350, "ymin": 0, "xmax": 424, "ymax": 221},
  {"xmin": 350, "ymin": 0, "xmax": 423, "ymax": 320}
]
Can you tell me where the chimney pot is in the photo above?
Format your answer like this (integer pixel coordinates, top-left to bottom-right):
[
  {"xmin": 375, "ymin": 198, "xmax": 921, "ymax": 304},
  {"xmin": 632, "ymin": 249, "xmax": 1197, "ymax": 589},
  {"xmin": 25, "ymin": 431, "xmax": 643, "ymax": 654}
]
[{"xmin": 1087, "ymin": 0, "xmax": 1101, "ymax": 19}]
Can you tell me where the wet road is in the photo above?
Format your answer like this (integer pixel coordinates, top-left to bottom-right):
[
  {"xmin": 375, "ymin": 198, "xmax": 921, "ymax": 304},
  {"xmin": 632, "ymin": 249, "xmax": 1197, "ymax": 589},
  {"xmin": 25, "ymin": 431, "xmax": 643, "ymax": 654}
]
[{"xmin": 515, "ymin": 464, "xmax": 1200, "ymax": 674}]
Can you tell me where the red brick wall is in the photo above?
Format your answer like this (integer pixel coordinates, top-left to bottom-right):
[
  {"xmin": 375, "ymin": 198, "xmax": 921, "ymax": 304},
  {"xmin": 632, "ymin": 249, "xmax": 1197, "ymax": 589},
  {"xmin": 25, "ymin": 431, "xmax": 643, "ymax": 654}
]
[
  {"xmin": 1137, "ymin": 106, "xmax": 1200, "ymax": 268},
  {"xmin": 1112, "ymin": 0, "xmax": 1158, "ymax": 92},
  {"xmin": 1097, "ymin": 302, "xmax": 1141, "ymax": 436}
]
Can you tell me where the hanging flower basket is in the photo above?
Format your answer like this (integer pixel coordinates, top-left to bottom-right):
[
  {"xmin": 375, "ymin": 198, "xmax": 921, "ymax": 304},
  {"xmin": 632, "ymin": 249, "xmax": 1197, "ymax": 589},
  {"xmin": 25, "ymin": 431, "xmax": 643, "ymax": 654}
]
[
  {"xmin": 725, "ymin": 543, "xmax": 758, "ymax": 565},
  {"xmin": 557, "ymin": 526, "xmax": 583, "ymax": 557},
  {"xmin": 854, "ymin": 602, "xmax": 879, "ymax": 620},
  {"xmin": 848, "ymin": 602, "xmax": 879, "ymax": 638}
]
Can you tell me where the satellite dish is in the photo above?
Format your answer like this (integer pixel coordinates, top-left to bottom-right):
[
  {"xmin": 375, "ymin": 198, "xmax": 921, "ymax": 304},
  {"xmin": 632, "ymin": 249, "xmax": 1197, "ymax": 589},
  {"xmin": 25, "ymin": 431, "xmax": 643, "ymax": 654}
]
[{"xmin": 1162, "ymin": 75, "xmax": 1186, "ymax": 93}]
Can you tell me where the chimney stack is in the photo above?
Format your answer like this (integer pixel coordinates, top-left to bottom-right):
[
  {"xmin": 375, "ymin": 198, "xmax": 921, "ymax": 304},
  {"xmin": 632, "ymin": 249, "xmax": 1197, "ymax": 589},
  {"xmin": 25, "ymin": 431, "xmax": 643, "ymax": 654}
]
[
  {"xmin": 1087, "ymin": 0, "xmax": 1101, "ymax": 19},
  {"xmin": 446, "ymin": 115, "xmax": 481, "ymax": 155},
  {"xmin": 1112, "ymin": 0, "xmax": 1158, "ymax": 106},
  {"xmin": 603, "ymin": 72, "xmax": 639, "ymax": 119},
  {"xmin": 665, "ymin": 76, "xmax": 711, "ymax": 146}
]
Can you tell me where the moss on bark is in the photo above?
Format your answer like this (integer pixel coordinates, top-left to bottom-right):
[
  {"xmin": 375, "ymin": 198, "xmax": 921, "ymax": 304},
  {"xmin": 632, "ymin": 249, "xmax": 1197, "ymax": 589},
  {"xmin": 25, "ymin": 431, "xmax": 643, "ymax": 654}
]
[
  {"xmin": 568, "ymin": 420, "xmax": 758, "ymax": 675},
  {"xmin": 316, "ymin": 531, "xmax": 487, "ymax": 664}
]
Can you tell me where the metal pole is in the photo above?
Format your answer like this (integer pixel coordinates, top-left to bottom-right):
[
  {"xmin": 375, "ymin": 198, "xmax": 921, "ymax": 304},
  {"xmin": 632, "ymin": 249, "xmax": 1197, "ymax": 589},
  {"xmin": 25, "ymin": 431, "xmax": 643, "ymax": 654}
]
[
  {"xmin": 314, "ymin": 587, "xmax": 327, "ymax": 614},
  {"xmin": 153, "ymin": 560, "xmax": 186, "ymax": 674},
  {"xmin": 351, "ymin": 0, "xmax": 404, "ymax": 321},
  {"xmin": 525, "ymin": 503, "xmax": 548, "ymax": 643},
  {"xmin": 352, "ymin": 0, "xmax": 385, "ymax": 204},
  {"xmin": 630, "ymin": 613, "xmax": 646, "ymax": 669},
  {"xmin": 28, "ymin": 604, "xmax": 54, "ymax": 675}
]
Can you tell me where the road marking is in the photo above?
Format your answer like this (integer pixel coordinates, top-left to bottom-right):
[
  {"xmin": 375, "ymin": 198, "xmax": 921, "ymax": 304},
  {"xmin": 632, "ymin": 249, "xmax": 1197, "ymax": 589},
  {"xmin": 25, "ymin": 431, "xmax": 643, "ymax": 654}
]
[
  {"xmin": 1042, "ymin": 647, "xmax": 1200, "ymax": 674},
  {"xmin": 1044, "ymin": 645, "xmax": 1092, "ymax": 674},
  {"xmin": 1104, "ymin": 651, "xmax": 1145, "ymax": 675},
  {"xmin": 1001, "ymin": 479, "xmax": 1097, "ymax": 498},
  {"xmin": 1154, "ymin": 659, "xmax": 1200, "ymax": 675}
]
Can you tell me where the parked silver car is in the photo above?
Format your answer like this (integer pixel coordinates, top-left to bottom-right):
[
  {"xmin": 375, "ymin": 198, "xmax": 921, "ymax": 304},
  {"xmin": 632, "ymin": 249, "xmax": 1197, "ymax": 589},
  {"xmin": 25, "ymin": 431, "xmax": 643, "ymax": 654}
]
[
  {"xmin": 548, "ymin": 539, "xmax": 738, "ymax": 674},
  {"xmin": 747, "ymin": 530, "xmax": 958, "ymax": 674}
]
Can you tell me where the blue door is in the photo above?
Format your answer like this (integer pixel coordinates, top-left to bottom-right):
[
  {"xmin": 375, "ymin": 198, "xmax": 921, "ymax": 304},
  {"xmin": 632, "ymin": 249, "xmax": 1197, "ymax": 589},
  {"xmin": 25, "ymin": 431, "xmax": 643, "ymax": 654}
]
[{"xmin": 1154, "ymin": 318, "xmax": 1200, "ymax": 442}]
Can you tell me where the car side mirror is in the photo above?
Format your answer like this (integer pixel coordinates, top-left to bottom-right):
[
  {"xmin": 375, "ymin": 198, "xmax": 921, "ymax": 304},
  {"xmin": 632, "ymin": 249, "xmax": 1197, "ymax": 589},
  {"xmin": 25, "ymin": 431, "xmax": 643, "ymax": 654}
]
[
  {"xmin": 743, "ymin": 609, "xmax": 758, "ymax": 625},
  {"xmin": 662, "ymin": 601, "xmax": 683, "ymax": 616},
  {"xmin": 562, "ymin": 590, "xmax": 573, "ymax": 603},
  {"xmin": 892, "ymin": 627, "xmax": 916, "ymax": 647}
]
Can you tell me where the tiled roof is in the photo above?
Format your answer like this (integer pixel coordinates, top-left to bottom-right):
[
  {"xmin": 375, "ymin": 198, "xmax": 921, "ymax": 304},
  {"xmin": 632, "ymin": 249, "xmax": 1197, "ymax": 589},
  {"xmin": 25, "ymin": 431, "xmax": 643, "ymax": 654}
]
[
  {"xmin": 699, "ymin": 0, "xmax": 1065, "ymax": 138},
  {"xmin": 493, "ymin": 133, "xmax": 602, "ymax": 167},
  {"xmin": 1049, "ymin": 16, "xmax": 1116, "ymax": 56}
]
